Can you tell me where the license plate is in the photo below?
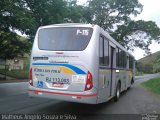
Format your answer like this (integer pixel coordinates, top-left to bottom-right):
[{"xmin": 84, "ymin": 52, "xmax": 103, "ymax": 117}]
[
  {"xmin": 52, "ymin": 83, "xmax": 64, "ymax": 87},
  {"xmin": 46, "ymin": 77, "xmax": 70, "ymax": 84}
]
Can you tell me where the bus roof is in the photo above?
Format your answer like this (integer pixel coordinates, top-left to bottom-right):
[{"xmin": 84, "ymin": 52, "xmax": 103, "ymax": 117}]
[{"xmin": 39, "ymin": 23, "xmax": 94, "ymax": 29}]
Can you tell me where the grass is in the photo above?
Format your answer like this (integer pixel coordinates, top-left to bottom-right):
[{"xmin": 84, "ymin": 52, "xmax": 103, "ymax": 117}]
[
  {"xmin": 141, "ymin": 77, "xmax": 160, "ymax": 95},
  {"xmin": 0, "ymin": 69, "xmax": 29, "ymax": 79}
]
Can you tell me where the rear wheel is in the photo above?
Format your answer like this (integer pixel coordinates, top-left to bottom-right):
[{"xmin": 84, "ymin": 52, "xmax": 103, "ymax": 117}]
[
  {"xmin": 131, "ymin": 77, "xmax": 134, "ymax": 84},
  {"xmin": 114, "ymin": 82, "xmax": 120, "ymax": 102}
]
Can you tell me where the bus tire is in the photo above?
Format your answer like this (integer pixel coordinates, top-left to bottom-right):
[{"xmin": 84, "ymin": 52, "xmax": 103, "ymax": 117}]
[
  {"xmin": 114, "ymin": 82, "xmax": 120, "ymax": 102},
  {"xmin": 131, "ymin": 77, "xmax": 134, "ymax": 85}
]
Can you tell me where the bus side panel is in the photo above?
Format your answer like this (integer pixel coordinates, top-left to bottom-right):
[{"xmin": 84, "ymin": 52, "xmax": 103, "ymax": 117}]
[
  {"xmin": 125, "ymin": 70, "xmax": 130, "ymax": 89},
  {"xmin": 97, "ymin": 70, "xmax": 111, "ymax": 103},
  {"xmin": 115, "ymin": 70, "xmax": 128, "ymax": 92}
]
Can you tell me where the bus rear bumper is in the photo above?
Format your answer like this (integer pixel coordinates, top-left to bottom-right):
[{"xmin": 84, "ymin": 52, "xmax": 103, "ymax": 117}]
[{"xmin": 28, "ymin": 88, "xmax": 98, "ymax": 104}]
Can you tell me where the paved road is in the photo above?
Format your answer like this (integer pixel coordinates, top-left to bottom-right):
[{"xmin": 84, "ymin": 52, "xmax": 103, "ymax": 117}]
[{"xmin": 0, "ymin": 74, "xmax": 160, "ymax": 115}]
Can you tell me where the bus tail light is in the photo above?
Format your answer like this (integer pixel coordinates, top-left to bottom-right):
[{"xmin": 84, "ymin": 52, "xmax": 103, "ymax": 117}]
[
  {"xmin": 85, "ymin": 71, "xmax": 93, "ymax": 91},
  {"xmin": 29, "ymin": 68, "xmax": 33, "ymax": 86}
]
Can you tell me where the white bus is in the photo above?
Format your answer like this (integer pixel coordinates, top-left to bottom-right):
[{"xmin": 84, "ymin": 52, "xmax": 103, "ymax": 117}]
[{"xmin": 29, "ymin": 23, "xmax": 135, "ymax": 104}]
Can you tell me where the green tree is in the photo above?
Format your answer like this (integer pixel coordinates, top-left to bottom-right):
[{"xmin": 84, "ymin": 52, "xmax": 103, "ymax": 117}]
[
  {"xmin": 1, "ymin": 0, "xmax": 160, "ymax": 60},
  {"xmin": 24, "ymin": 0, "xmax": 68, "ymax": 39},
  {"xmin": 24, "ymin": 0, "xmax": 87, "ymax": 37},
  {"xmin": 0, "ymin": 0, "xmax": 86, "ymax": 59},
  {"xmin": 136, "ymin": 62, "xmax": 154, "ymax": 73},
  {"xmin": 143, "ymin": 63, "xmax": 154, "ymax": 73},
  {"xmin": 112, "ymin": 20, "xmax": 160, "ymax": 54},
  {"xmin": 84, "ymin": 0, "xmax": 160, "ymax": 53},
  {"xmin": 0, "ymin": 0, "xmax": 84, "ymax": 60},
  {"xmin": 136, "ymin": 62, "xmax": 144, "ymax": 73},
  {"xmin": 0, "ymin": 0, "xmax": 34, "ymax": 59},
  {"xmin": 0, "ymin": 32, "xmax": 31, "ymax": 59}
]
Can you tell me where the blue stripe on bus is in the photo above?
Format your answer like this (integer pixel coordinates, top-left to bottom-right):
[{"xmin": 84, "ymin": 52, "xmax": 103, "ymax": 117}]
[{"xmin": 32, "ymin": 63, "xmax": 86, "ymax": 74}]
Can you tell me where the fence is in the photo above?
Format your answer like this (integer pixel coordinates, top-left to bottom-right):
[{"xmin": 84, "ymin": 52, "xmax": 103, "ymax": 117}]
[
  {"xmin": 0, "ymin": 64, "xmax": 8, "ymax": 80},
  {"xmin": 0, "ymin": 58, "xmax": 29, "ymax": 80}
]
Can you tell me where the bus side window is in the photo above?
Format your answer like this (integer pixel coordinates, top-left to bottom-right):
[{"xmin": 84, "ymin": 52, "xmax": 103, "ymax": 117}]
[
  {"xmin": 99, "ymin": 36, "xmax": 109, "ymax": 66},
  {"xmin": 104, "ymin": 38, "xmax": 109, "ymax": 66},
  {"xmin": 129, "ymin": 56, "xmax": 133, "ymax": 69},
  {"xmin": 116, "ymin": 48, "xmax": 119, "ymax": 67},
  {"xmin": 123, "ymin": 51, "xmax": 127, "ymax": 68},
  {"xmin": 116, "ymin": 48, "xmax": 127, "ymax": 68},
  {"xmin": 119, "ymin": 49, "xmax": 123, "ymax": 67},
  {"xmin": 99, "ymin": 36, "xmax": 103, "ymax": 65}
]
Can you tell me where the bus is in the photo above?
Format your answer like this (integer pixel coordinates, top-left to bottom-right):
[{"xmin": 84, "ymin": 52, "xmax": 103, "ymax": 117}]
[{"xmin": 29, "ymin": 23, "xmax": 135, "ymax": 104}]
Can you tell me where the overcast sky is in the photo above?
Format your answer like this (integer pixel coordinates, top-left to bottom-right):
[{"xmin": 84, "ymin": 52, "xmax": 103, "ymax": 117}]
[{"xmin": 78, "ymin": 0, "xmax": 160, "ymax": 60}]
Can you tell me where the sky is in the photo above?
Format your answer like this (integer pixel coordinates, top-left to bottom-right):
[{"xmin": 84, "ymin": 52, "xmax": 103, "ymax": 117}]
[{"xmin": 78, "ymin": 0, "xmax": 160, "ymax": 60}]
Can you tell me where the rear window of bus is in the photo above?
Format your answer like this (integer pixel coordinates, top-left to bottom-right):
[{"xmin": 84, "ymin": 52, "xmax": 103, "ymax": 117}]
[{"xmin": 38, "ymin": 27, "xmax": 93, "ymax": 51}]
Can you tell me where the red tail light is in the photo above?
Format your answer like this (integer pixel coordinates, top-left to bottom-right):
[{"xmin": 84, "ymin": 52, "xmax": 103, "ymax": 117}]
[
  {"xmin": 29, "ymin": 68, "xmax": 33, "ymax": 86},
  {"xmin": 85, "ymin": 71, "xmax": 93, "ymax": 91}
]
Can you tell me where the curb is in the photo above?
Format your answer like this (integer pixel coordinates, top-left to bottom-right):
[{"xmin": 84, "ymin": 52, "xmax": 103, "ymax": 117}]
[{"xmin": 0, "ymin": 79, "xmax": 28, "ymax": 84}]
